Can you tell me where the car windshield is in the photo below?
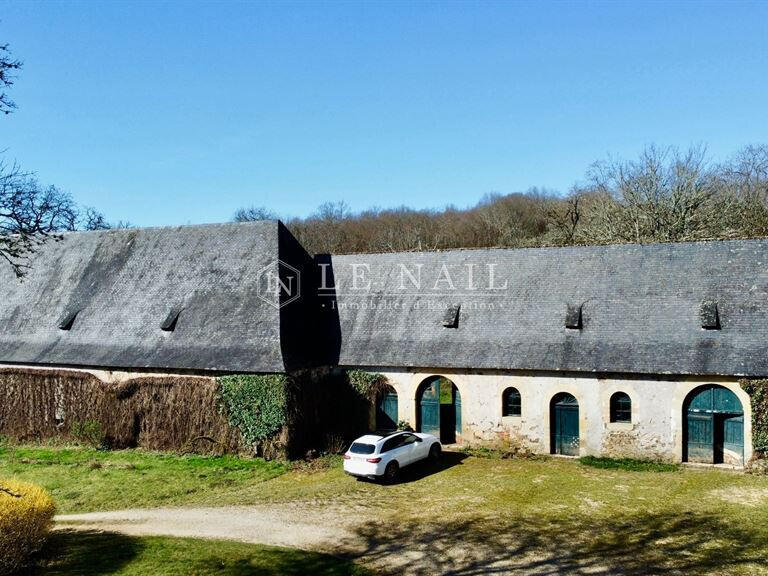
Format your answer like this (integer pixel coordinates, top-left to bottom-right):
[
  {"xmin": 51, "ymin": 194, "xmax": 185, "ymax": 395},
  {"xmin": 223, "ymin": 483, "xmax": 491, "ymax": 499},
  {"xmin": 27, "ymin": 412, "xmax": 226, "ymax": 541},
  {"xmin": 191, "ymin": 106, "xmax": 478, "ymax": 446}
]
[{"xmin": 349, "ymin": 442, "xmax": 376, "ymax": 455}]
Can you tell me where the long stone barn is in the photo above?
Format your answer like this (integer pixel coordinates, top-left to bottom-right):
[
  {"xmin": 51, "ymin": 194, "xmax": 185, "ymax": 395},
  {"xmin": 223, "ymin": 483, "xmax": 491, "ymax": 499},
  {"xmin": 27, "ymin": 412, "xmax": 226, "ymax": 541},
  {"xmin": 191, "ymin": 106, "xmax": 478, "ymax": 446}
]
[{"xmin": 0, "ymin": 220, "xmax": 764, "ymax": 467}]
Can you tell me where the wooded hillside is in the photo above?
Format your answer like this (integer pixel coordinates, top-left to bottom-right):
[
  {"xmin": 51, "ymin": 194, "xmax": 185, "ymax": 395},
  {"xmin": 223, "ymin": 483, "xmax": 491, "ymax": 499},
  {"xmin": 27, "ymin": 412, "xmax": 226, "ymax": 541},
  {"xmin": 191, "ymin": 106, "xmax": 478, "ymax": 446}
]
[{"xmin": 236, "ymin": 145, "xmax": 768, "ymax": 255}]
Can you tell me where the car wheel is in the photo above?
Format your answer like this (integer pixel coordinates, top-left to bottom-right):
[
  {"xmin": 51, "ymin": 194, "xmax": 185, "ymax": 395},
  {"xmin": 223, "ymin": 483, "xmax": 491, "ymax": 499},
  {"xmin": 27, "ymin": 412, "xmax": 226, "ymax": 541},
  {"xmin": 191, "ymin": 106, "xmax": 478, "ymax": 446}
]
[
  {"xmin": 383, "ymin": 461, "xmax": 399, "ymax": 484},
  {"xmin": 429, "ymin": 443, "xmax": 442, "ymax": 463}
]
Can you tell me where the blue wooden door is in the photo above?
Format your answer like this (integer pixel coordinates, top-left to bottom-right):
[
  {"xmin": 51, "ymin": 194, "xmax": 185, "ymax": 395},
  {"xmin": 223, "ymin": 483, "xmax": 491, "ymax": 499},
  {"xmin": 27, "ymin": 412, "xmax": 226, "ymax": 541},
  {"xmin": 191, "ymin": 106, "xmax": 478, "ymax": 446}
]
[
  {"xmin": 552, "ymin": 394, "xmax": 579, "ymax": 456},
  {"xmin": 376, "ymin": 389, "xmax": 398, "ymax": 432},
  {"xmin": 419, "ymin": 380, "xmax": 440, "ymax": 437}
]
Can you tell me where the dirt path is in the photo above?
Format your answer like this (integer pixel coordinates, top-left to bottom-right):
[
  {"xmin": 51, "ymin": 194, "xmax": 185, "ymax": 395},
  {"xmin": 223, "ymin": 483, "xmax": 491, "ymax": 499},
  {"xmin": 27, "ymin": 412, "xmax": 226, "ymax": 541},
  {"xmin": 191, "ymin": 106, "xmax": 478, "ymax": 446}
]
[
  {"xmin": 56, "ymin": 504, "xmax": 358, "ymax": 552},
  {"xmin": 56, "ymin": 505, "xmax": 496, "ymax": 575},
  {"xmin": 56, "ymin": 502, "xmax": 650, "ymax": 576}
]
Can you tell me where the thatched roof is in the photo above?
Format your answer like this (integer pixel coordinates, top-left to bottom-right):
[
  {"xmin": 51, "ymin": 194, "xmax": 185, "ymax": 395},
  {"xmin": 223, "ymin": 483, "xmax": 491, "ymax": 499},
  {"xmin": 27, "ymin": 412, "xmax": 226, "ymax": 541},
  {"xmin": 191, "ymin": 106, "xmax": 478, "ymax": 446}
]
[
  {"xmin": 0, "ymin": 221, "xmax": 314, "ymax": 373},
  {"xmin": 328, "ymin": 240, "xmax": 768, "ymax": 377}
]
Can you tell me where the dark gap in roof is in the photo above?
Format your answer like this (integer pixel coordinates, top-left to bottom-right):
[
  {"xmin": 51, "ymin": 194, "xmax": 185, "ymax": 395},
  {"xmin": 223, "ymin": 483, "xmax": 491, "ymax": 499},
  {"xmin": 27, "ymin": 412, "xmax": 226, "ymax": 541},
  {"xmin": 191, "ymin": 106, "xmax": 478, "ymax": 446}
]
[
  {"xmin": 442, "ymin": 304, "xmax": 461, "ymax": 328},
  {"xmin": 58, "ymin": 309, "xmax": 79, "ymax": 331},
  {"xmin": 700, "ymin": 300, "xmax": 720, "ymax": 330},
  {"xmin": 565, "ymin": 303, "xmax": 582, "ymax": 330},
  {"xmin": 160, "ymin": 307, "xmax": 182, "ymax": 332}
]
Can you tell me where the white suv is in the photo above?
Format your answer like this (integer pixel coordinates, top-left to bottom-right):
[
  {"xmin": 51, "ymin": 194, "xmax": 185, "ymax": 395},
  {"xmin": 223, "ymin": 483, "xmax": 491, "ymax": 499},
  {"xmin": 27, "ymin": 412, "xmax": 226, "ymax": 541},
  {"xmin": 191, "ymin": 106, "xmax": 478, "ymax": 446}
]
[{"xmin": 343, "ymin": 431, "xmax": 442, "ymax": 482}]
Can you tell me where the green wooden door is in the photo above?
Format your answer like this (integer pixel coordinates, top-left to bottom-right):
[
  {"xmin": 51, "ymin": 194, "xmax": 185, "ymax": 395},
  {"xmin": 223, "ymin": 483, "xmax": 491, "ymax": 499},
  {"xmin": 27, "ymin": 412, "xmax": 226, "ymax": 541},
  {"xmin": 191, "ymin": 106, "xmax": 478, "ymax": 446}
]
[
  {"xmin": 376, "ymin": 389, "xmax": 398, "ymax": 432},
  {"xmin": 723, "ymin": 414, "xmax": 744, "ymax": 466},
  {"xmin": 687, "ymin": 412, "xmax": 714, "ymax": 463},
  {"xmin": 685, "ymin": 385, "xmax": 744, "ymax": 465},
  {"xmin": 454, "ymin": 387, "xmax": 462, "ymax": 438},
  {"xmin": 552, "ymin": 394, "xmax": 579, "ymax": 456},
  {"xmin": 419, "ymin": 379, "xmax": 440, "ymax": 438}
]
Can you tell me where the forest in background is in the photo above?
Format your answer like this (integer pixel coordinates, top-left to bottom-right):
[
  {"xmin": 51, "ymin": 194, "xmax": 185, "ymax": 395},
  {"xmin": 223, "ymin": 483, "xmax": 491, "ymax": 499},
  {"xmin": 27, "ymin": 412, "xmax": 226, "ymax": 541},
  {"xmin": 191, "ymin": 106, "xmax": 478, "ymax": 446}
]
[{"xmin": 236, "ymin": 144, "xmax": 768, "ymax": 255}]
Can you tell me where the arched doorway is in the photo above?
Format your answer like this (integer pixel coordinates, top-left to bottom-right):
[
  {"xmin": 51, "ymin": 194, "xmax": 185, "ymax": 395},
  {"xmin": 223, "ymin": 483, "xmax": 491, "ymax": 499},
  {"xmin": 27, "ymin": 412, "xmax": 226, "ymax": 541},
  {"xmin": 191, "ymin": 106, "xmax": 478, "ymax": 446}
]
[
  {"xmin": 375, "ymin": 386, "xmax": 398, "ymax": 432},
  {"xmin": 684, "ymin": 385, "xmax": 744, "ymax": 466},
  {"xmin": 417, "ymin": 376, "xmax": 462, "ymax": 444},
  {"xmin": 550, "ymin": 393, "xmax": 579, "ymax": 456}
]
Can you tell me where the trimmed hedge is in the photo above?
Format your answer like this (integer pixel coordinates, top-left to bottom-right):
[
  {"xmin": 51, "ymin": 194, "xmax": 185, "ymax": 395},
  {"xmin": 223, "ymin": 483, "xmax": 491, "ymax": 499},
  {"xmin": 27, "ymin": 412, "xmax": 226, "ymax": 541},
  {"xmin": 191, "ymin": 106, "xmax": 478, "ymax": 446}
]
[
  {"xmin": 0, "ymin": 367, "xmax": 388, "ymax": 459},
  {"xmin": 0, "ymin": 479, "xmax": 56, "ymax": 574},
  {"xmin": 0, "ymin": 368, "xmax": 243, "ymax": 453}
]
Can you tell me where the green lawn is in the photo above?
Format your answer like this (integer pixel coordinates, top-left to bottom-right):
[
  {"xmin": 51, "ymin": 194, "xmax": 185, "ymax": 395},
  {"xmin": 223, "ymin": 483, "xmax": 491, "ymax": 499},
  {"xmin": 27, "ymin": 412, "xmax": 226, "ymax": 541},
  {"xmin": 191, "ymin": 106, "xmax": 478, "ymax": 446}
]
[
  {"xmin": 3, "ymin": 443, "xmax": 768, "ymax": 574},
  {"xmin": 23, "ymin": 531, "xmax": 369, "ymax": 576},
  {"xmin": 0, "ymin": 444, "xmax": 285, "ymax": 512}
]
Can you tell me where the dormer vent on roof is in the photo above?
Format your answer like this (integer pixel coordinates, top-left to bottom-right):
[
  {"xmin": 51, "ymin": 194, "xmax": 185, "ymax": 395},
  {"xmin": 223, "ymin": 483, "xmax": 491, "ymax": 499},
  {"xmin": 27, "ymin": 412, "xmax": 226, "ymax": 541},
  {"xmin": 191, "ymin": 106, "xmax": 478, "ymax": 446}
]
[
  {"xmin": 57, "ymin": 309, "xmax": 79, "ymax": 331},
  {"xmin": 160, "ymin": 307, "xmax": 182, "ymax": 332},
  {"xmin": 565, "ymin": 303, "xmax": 582, "ymax": 330},
  {"xmin": 700, "ymin": 300, "xmax": 720, "ymax": 330},
  {"xmin": 442, "ymin": 304, "xmax": 461, "ymax": 328}
]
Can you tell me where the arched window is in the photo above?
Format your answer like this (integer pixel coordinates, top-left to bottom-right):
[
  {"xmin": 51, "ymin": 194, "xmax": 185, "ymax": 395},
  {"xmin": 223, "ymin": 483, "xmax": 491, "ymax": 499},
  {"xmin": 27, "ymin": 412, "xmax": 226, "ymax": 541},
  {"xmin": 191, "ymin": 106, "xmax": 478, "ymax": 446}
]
[
  {"xmin": 610, "ymin": 392, "xmax": 632, "ymax": 423},
  {"xmin": 502, "ymin": 387, "xmax": 521, "ymax": 417}
]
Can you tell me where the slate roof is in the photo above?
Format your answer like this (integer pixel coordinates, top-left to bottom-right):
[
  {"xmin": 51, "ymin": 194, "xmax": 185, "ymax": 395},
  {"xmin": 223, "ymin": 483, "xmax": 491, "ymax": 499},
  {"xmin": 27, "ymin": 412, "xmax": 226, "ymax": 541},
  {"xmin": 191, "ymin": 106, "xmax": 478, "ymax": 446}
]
[
  {"xmin": 2, "ymin": 221, "xmax": 768, "ymax": 377},
  {"xmin": 0, "ymin": 221, "xmax": 315, "ymax": 373},
  {"xmin": 328, "ymin": 240, "xmax": 768, "ymax": 377}
]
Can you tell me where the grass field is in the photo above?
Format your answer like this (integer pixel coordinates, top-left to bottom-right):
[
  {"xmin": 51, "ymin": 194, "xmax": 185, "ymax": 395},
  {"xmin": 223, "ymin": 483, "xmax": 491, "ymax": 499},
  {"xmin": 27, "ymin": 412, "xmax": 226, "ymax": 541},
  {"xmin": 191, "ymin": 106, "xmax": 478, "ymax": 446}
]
[
  {"xmin": 0, "ymin": 444, "xmax": 286, "ymax": 512},
  {"xmin": 3, "ymin": 443, "xmax": 768, "ymax": 574},
  {"xmin": 22, "ymin": 531, "xmax": 370, "ymax": 576}
]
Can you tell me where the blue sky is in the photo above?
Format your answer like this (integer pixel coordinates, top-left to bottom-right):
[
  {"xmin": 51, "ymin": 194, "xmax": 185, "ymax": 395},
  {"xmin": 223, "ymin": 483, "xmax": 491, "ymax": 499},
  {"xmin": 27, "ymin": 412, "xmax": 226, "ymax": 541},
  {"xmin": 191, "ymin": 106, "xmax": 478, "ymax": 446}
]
[{"xmin": 2, "ymin": 1, "xmax": 767, "ymax": 227}]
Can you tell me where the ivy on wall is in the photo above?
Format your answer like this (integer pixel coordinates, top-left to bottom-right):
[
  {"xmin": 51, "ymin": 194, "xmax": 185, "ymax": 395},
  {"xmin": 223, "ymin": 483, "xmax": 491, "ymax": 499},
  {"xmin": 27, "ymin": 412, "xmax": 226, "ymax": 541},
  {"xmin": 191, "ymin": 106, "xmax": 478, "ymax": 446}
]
[
  {"xmin": 217, "ymin": 374, "xmax": 288, "ymax": 447},
  {"xmin": 346, "ymin": 370, "xmax": 389, "ymax": 400},
  {"xmin": 740, "ymin": 379, "xmax": 768, "ymax": 456}
]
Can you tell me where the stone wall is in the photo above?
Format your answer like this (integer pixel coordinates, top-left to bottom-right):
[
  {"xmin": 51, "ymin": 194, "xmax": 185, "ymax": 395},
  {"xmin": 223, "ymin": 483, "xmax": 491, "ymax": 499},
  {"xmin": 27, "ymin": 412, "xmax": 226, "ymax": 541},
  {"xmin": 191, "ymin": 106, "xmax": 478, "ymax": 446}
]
[{"xmin": 369, "ymin": 368, "xmax": 754, "ymax": 464}]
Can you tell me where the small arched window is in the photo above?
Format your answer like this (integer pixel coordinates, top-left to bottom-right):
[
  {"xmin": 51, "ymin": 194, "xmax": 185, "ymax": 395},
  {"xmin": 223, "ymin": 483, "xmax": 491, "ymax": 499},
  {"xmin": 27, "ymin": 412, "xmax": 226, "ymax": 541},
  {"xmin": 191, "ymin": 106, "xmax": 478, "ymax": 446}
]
[
  {"xmin": 610, "ymin": 392, "xmax": 632, "ymax": 423},
  {"xmin": 502, "ymin": 387, "xmax": 522, "ymax": 417}
]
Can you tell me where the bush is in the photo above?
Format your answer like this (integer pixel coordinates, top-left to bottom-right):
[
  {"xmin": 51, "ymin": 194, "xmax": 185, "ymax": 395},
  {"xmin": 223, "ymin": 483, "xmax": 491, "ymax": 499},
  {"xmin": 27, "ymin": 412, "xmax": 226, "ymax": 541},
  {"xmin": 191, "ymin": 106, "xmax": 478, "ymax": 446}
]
[
  {"xmin": 346, "ymin": 370, "xmax": 388, "ymax": 399},
  {"xmin": 0, "ymin": 479, "xmax": 56, "ymax": 574},
  {"xmin": 217, "ymin": 374, "xmax": 289, "ymax": 449},
  {"xmin": 460, "ymin": 433, "xmax": 536, "ymax": 460},
  {"xmin": 71, "ymin": 419, "xmax": 107, "ymax": 449}
]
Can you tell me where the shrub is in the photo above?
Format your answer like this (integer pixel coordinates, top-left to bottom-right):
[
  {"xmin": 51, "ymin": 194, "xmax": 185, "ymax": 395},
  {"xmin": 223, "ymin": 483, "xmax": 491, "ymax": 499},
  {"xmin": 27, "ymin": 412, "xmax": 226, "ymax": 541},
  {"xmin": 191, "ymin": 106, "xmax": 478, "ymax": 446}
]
[
  {"xmin": 71, "ymin": 419, "xmax": 107, "ymax": 449},
  {"xmin": 217, "ymin": 374, "xmax": 289, "ymax": 449},
  {"xmin": 346, "ymin": 370, "xmax": 388, "ymax": 399},
  {"xmin": 0, "ymin": 479, "xmax": 56, "ymax": 574},
  {"xmin": 461, "ymin": 433, "xmax": 536, "ymax": 460}
]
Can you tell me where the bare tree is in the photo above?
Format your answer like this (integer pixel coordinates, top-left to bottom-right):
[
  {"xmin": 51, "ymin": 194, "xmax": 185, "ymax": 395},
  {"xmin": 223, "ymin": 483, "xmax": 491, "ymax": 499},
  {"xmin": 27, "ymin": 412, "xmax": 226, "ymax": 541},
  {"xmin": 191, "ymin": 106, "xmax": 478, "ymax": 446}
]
[
  {"xmin": 580, "ymin": 145, "xmax": 719, "ymax": 244},
  {"xmin": 545, "ymin": 190, "xmax": 583, "ymax": 244},
  {"xmin": 0, "ymin": 43, "xmax": 22, "ymax": 115},
  {"xmin": 233, "ymin": 205, "xmax": 277, "ymax": 222},
  {"xmin": 81, "ymin": 207, "xmax": 132, "ymax": 230},
  {"xmin": 720, "ymin": 144, "xmax": 768, "ymax": 202},
  {"xmin": 0, "ymin": 162, "xmax": 79, "ymax": 276},
  {"xmin": 232, "ymin": 144, "xmax": 768, "ymax": 255},
  {"xmin": 82, "ymin": 207, "xmax": 111, "ymax": 230}
]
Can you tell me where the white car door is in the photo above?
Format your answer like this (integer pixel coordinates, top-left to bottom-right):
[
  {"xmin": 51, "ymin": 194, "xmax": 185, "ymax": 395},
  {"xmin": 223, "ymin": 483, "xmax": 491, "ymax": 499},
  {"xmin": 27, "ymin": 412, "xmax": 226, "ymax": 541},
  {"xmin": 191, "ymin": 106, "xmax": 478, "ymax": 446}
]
[
  {"xmin": 397, "ymin": 434, "xmax": 420, "ymax": 465},
  {"xmin": 381, "ymin": 435, "xmax": 407, "ymax": 466},
  {"xmin": 414, "ymin": 436, "xmax": 431, "ymax": 460}
]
